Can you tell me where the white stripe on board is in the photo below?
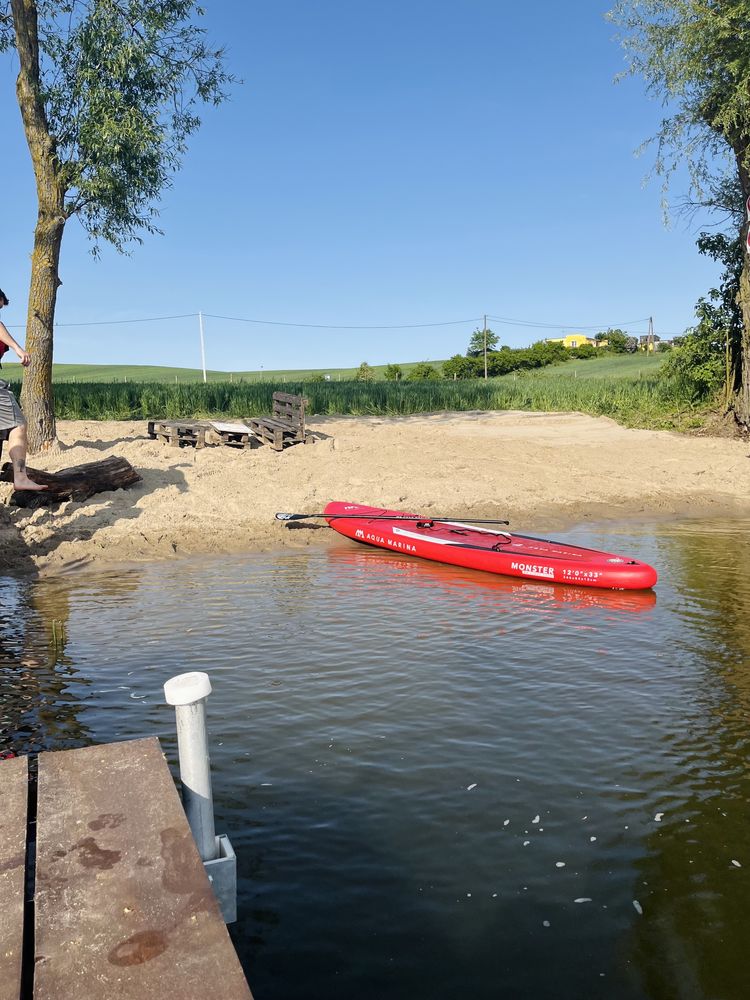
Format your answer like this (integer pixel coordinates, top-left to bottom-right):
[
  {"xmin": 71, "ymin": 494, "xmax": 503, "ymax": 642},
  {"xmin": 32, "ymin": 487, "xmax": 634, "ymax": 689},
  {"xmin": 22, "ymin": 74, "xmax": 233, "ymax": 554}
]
[
  {"xmin": 392, "ymin": 526, "xmax": 461, "ymax": 546},
  {"xmin": 438, "ymin": 520, "xmax": 512, "ymax": 539},
  {"xmin": 391, "ymin": 524, "xmax": 511, "ymax": 546}
]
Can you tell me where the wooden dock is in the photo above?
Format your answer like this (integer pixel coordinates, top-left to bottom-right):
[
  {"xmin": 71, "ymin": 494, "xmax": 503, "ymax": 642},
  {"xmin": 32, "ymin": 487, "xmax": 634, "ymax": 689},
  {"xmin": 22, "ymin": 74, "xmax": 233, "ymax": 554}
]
[{"xmin": 0, "ymin": 737, "xmax": 253, "ymax": 999}]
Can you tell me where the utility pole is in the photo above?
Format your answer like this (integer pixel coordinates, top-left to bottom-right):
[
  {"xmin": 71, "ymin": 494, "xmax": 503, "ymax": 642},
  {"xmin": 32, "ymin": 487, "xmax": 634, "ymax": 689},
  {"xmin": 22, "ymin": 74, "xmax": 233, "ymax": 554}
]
[
  {"xmin": 483, "ymin": 314, "xmax": 488, "ymax": 380},
  {"xmin": 647, "ymin": 316, "xmax": 654, "ymax": 355},
  {"xmin": 198, "ymin": 311, "xmax": 207, "ymax": 383}
]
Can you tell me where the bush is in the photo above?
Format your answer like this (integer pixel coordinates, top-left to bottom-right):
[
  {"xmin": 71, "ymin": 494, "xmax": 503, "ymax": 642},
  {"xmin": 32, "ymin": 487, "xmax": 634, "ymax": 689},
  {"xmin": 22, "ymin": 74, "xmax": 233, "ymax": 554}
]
[
  {"xmin": 569, "ymin": 344, "xmax": 596, "ymax": 359},
  {"xmin": 443, "ymin": 354, "xmax": 478, "ymax": 379},
  {"xmin": 659, "ymin": 336, "xmax": 724, "ymax": 400},
  {"xmin": 406, "ymin": 362, "xmax": 440, "ymax": 380}
]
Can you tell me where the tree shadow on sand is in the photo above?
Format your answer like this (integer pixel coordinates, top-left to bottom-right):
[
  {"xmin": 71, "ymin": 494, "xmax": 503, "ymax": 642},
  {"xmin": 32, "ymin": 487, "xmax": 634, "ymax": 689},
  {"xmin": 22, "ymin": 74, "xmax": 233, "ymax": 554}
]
[{"xmin": 2, "ymin": 463, "xmax": 189, "ymax": 567}]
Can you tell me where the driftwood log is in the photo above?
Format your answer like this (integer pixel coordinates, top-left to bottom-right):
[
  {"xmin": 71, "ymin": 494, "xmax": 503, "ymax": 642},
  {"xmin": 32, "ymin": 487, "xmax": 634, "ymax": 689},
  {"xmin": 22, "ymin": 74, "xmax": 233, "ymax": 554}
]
[{"xmin": 0, "ymin": 455, "xmax": 142, "ymax": 509}]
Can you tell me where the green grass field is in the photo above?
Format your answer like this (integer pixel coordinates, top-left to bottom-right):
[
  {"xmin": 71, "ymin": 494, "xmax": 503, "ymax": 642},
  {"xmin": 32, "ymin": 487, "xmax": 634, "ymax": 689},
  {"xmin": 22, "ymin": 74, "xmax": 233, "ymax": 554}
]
[
  {"xmin": 521, "ymin": 353, "xmax": 666, "ymax": 379},
  {"xmin": 0, "ymin": 352, "xmax": 665, "ymax": 383},
  {"xmin": 1, "ymin": 352, "xmax": 700, "ymax": 430},
  {"xmin": 1, "ymin": 359, "xmax": 447, "ymax": 383}
]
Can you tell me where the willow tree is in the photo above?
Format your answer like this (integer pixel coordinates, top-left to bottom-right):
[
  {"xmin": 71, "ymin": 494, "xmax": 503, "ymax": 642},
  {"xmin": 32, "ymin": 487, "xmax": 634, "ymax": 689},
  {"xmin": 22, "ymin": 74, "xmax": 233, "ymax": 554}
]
[
  {"xmin": 609, "ymin": 0, "xmax": 750, "ymax": 428},
  {"xmin": 0, "ymin": 1, "xmax": 231, "ymax": 451}
]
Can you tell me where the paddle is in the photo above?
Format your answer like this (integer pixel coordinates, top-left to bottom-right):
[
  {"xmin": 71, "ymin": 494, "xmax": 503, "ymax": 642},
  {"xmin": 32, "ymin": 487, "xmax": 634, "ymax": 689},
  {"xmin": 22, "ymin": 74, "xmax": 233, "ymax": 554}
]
[{"xmin": 275, "ymin": 512, "xmax": 510, "ymax": 525}]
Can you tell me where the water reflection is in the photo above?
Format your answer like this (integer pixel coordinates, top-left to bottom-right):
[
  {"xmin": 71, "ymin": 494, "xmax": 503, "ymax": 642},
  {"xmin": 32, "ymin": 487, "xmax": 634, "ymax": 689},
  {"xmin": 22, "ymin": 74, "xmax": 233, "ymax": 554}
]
[
  {"xmin": 0, "ymin": 575, "xmax": 88, "ymax": 753},
  {"xmin": 620, "ymin": 521, "xmax": 750, "ymax": 1000},
  {"xmin": 326, "ymin": 544, "xmax": 658, "ymax": 614},
  {"xmin": 0, "ymin": 569, "xmax": 145, "ymax": 755},
  {"xmin": 1, "ymin": 521, "xmax": 749, "ymax": 1000}
]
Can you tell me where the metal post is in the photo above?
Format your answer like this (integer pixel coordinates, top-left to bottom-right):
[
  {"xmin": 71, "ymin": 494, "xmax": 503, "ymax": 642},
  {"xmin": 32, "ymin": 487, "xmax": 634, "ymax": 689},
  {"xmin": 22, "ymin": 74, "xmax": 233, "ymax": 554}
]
[
  {"xmin": 164, "ymin": 671, "xmax": 217, "ymax": 861},
  {"xmin": 198, "ymin": 311, "xmax": 207, "ymax": 383},
  {"xmin": 483, "ymin": 313, "xmax": 488, "ymax": 380}
]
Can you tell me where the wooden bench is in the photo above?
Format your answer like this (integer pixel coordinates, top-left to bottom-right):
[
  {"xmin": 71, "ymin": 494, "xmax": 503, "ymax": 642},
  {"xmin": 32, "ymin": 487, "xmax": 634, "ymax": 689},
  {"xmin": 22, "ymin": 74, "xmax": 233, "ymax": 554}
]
[{"xmin": 247, "ymin": 392, "xmax": 313, "ymax": 451}]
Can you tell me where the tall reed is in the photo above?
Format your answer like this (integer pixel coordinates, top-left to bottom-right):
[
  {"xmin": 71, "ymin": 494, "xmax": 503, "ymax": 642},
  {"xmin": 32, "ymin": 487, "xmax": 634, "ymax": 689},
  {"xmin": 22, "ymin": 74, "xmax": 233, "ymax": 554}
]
[{"xmin": 4, "ymin": 376, "xmax": 689, "ymax": 428}]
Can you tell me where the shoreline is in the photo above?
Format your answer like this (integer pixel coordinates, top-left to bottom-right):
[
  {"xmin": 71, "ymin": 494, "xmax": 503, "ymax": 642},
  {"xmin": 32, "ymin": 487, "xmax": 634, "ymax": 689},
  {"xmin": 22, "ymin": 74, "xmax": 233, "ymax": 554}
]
[{"xmin": 2, "ymin": 411, "xmax": 750, "ymax": 577}]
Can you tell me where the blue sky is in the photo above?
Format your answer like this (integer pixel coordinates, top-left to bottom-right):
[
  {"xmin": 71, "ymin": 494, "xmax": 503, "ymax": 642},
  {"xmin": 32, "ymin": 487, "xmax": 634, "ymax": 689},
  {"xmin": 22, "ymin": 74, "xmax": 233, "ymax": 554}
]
[{"xmin": 0, "ymin": 1, "xmax": 725, "ymax": 371}]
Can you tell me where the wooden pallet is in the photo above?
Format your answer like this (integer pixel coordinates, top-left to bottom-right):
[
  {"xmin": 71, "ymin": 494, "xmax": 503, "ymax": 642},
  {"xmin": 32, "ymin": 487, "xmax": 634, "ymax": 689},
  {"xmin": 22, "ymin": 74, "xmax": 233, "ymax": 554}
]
[
  {"xmin": 247, "ymin": 392, "xmax": 314, "ymax": 451},
  {"xmin": 147, "ymin": 420, "xmax": 211, "ymax": 449},
  {"xmin": 208, "ymin": 422, "xmax": 258, "ymax": 450},
  {"xmin": 148, "ymin": 421, "xmax": 258, "ymax": 450}
]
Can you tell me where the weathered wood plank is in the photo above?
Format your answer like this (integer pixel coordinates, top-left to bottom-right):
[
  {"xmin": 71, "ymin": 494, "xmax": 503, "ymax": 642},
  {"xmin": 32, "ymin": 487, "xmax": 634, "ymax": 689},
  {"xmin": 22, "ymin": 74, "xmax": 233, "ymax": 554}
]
[
  {"xmin": 0, "ymin": 455, "xmax": 142, "ymax": 509},
  {"xmin": 35, "ymin": 738, "xmax": 252, "ymax": 1000},
  {"xmin": 0, "ymin": 756, "xmax": 28, "ymax": 1000}
]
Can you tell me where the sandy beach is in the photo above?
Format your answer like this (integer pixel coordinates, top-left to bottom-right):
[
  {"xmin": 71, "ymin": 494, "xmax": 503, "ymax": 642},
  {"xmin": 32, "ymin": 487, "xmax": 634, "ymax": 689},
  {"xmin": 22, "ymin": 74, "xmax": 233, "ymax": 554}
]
[{"xmin": 1, "ymin": 410, "xmax": 749, "ymax": 574}]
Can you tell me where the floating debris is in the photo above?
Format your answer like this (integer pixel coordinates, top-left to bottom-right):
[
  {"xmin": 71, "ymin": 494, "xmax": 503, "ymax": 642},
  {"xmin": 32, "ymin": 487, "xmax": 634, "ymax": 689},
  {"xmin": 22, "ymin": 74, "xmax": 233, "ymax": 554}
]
[
  {"xmin": 731, "ymin": 860, "xmax": 742, "ymax": 868},
  {"xmin": 633, "ymin": 900, "xmax": 643, "ymax": 915},
  {"xmin": 503, "ymin": 819, "xmax": 510, "ymax": 827},
  {"xmin": 467, "ymin": 783, "xmax": 477, "ymax": 791},
  {"xmin": 654, "ymin": 812, "xmax": 664, "ymax": 822},
  {"xmin": 555, "ymin": 862, "xmax": 566, "ymax": 868},
  {"xmin": 532, "ymin": 815, "xmax": 540, "ymax": 824},
  {"xmin": 574, "ymin": 897, "xmax": 592, "ymax": 903},
  {"xmin": 542, "ymin": 920, "xmax": 550, "ymax": 928},
  {"xmin": 590, "ymin": 836, "xmax": 597, "ymax": 842},
  {"xmin": 523, "ymin": 841, "xmax": 530, "ymax": 847}
]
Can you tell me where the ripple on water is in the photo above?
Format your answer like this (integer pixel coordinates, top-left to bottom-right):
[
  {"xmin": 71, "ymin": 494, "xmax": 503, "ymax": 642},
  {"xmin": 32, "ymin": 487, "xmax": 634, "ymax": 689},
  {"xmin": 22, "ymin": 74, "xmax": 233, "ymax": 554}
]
[{"xmin": 2, "ymin": 521, "xmax": 750, "ymax": 1000}]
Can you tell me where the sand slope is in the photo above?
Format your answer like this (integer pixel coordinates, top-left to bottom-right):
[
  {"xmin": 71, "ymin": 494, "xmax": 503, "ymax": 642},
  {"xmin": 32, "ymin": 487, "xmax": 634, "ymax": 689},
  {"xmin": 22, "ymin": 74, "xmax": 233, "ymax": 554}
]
[{"xmin": 1, "ymin": 411, "xmax": 749, "ymax": 574}]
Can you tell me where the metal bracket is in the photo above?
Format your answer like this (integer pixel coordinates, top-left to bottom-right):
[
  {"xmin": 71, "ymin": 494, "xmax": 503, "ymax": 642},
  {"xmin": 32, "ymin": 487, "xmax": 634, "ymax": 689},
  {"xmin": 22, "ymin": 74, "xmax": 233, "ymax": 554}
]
[{"xmin": 204, "ymin": 834, "xmax": 237, "ymax": 924}]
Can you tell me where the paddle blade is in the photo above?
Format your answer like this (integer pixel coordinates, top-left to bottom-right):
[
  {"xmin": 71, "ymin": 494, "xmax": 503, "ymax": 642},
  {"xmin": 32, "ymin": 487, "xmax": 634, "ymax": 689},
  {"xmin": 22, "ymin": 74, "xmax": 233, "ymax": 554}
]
[{"xmin": 275, "ymin": 512, "xmax": 323, "ymax": 521}]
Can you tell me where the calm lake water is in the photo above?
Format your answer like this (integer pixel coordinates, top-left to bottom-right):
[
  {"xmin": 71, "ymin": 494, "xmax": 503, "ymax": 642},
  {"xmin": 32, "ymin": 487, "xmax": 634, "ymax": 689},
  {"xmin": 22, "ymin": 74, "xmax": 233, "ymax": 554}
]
[{"xmin": 2, "ymin": 520, "xmax": 750, "ymax": 1000}]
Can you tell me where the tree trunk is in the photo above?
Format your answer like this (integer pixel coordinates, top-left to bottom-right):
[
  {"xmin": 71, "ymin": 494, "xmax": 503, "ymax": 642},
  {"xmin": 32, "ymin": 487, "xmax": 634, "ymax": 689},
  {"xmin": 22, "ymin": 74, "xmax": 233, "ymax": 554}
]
[
  {"xmin": 20, "ymin": 213, "xmax": 65, "ymax": 452},
  {"xmin": 11, "ymin": 0, "xmax": 67, "ymax": 453},
  {"xmin": 738, "ymin": 253, "xmax": 750, "ymax": 429},
  {"xmin": 734, "ymin": 153, "xmax": 750, "ymax": 431}
]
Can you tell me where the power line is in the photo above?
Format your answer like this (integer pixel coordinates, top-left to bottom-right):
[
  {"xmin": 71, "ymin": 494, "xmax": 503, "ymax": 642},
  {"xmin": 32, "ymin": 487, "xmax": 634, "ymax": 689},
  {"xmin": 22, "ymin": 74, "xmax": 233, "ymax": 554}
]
[
  {"xmin": 4, "ymin": 312, "xmax": 197, "ymax": 329},
  {"xmin": 487, "ymin": 314, "xmax": 652, "ymax": 331},
  {"xmin": 4, "ymin": 312, "xmax": 481, "ymax": 331},
  {"xmin": 202, "ymin": 313, "xmax": 482, "ymax": 330},
  {"xmin": 4, "ymin": 308, "xmax": 674, "ymax": 333}
]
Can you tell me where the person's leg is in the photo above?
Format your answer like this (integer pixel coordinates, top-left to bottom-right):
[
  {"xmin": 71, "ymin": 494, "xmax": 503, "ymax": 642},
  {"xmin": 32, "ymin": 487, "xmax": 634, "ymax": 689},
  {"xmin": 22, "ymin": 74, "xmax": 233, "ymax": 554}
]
[{"xmin": 7, "ymin": 424, "xmax": 46, "ymax": 490}]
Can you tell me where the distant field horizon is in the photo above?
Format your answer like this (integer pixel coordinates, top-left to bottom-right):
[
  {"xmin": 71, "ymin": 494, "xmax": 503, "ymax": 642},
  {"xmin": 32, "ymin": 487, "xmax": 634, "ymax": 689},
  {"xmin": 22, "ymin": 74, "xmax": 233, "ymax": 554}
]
[
  {"xmin": 0, "ymin": 359, "xmax": 447, "ymax": 382},
  {"xmin": 0, "ymin": 353, "xmax": 665, "ymax": 383}
]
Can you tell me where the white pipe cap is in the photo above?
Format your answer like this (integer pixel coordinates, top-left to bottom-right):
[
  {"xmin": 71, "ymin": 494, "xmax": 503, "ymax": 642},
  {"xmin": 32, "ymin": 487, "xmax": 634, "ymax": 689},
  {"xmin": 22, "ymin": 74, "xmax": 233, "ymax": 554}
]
[{"xmin": 164, "ymin": 671, "xmax": 212, "ymax": 706}]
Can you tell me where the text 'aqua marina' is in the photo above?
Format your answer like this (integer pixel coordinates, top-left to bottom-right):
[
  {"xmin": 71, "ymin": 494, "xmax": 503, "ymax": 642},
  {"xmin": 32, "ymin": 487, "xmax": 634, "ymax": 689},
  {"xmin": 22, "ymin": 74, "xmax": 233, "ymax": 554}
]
[{"xmin": 355, "ymin": 528, "xmax": 417, "ymax": 553}]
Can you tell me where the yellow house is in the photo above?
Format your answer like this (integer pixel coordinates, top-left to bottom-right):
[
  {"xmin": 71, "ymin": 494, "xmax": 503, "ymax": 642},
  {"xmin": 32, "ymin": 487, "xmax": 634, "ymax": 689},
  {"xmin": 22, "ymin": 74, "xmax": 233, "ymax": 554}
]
[{"xmin": 546, "ymin": 333, "xmax": 598, "ymax": 349}]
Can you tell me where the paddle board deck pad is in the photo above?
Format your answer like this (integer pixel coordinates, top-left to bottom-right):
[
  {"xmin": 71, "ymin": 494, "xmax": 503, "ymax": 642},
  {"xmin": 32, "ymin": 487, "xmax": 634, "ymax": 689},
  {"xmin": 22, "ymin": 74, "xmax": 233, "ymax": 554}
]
[{"xmin": 323, "ymin": 501, "xmax": 658, "ymax": 591}]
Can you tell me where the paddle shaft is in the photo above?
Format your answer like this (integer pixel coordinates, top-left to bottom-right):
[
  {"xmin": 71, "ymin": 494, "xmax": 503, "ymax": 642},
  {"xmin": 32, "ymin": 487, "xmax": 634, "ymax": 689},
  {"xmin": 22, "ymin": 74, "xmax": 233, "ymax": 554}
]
[{"xmin": 276, "ymin": 512, "xmax": 510, "ymax": 525}]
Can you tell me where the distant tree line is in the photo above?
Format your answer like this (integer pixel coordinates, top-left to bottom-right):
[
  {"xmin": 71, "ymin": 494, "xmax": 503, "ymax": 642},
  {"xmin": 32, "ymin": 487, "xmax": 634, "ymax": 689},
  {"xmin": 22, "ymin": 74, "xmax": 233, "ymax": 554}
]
[{"xmin": 353, "ymin": 324, "xmax": 654, "ymax": 382}]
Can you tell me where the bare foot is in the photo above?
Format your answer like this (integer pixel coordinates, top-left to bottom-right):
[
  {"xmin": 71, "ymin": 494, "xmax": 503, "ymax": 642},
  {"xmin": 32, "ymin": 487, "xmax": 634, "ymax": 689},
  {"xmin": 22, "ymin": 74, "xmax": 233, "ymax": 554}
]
[{"xmin": 13, "ymin": 476, "xmax": 47, "ymax": 492}]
